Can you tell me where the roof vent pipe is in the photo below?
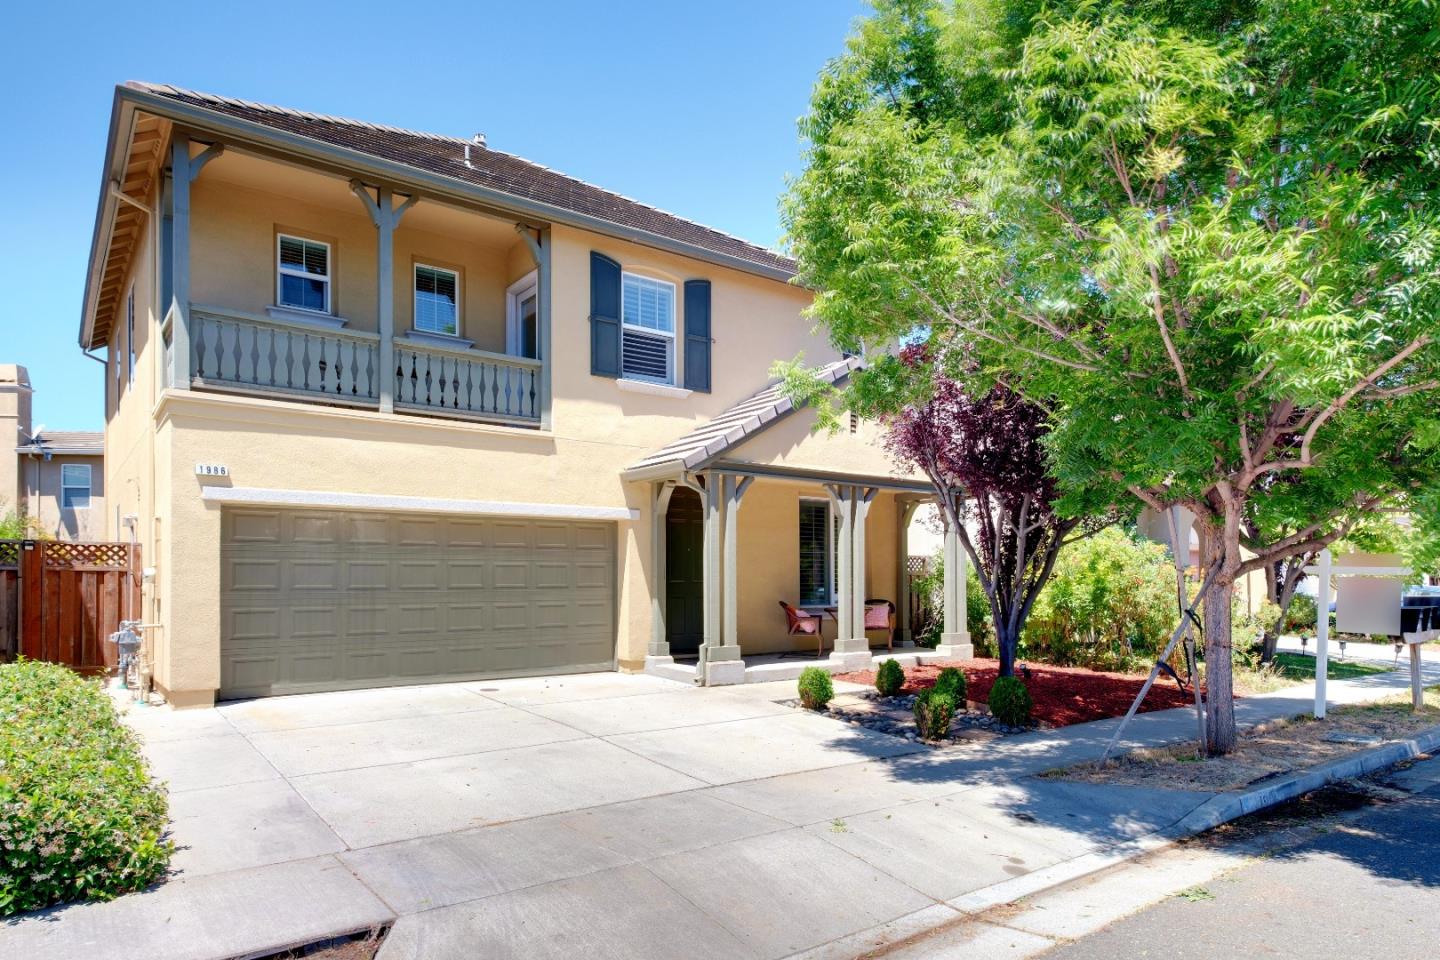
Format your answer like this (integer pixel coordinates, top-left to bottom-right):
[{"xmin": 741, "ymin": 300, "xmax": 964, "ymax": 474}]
[{"xmin": 463, "ymin": 133, "xmax": 486, "ymax": 168}]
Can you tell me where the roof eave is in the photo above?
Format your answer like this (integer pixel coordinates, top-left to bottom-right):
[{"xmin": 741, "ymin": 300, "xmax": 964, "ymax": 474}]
[
  {"xmin": 78, "ymin": 87, "xmax": 137, "ymax": 350},
  {"xmin": 108, "ymin": 85, "xmax": 798, "ymax": 289}
]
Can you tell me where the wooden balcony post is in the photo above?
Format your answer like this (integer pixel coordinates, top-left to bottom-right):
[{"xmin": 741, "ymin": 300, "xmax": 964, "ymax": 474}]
[
  {"xmin": 167, "ymin": 134, "xmax": 222, "ymax": 391},
  {"xmin": 352, "ymin": 182, "xmax": 417, "ymax": 414}
]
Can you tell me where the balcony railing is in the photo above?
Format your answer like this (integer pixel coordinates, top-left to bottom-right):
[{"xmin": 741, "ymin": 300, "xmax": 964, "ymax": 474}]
[
  {"xmin": 183, "ymin": 307, "xmax": 542, "ymax": 426},
  {"xmin": 395, "ymin": 338, "xmax": 542, "ymax": 423}
]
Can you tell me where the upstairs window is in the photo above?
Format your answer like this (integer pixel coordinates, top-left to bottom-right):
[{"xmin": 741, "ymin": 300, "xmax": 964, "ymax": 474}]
[
  {"xmin": 414, "ymin": 264, "xmax": 459, "ymax": 336},
  {"xmin": 621, "ymin": 273, "xmax": 675, "ymax": 383},
  {"xmin": 277, "ymin": 235, "xmax": 331, "ymax": 313},
  {"xmin": 61, "ymin": 464, "xmax": 91, "ymax": 510}
]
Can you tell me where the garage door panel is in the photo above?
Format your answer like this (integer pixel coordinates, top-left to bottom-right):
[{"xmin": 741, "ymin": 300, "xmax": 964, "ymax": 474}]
[
  {"xmin": 226, "ymin": 509, "xmax": 283, "ymax": 544},
  {"xmin": 446, "ymin": 561, "xmax": 487, "ymax": 590},
  {"xmin": 347, "ymin": 513, "xmax": 391, "ymax": 545},
  {"xmin": 291, "ymin": 559, "xmax": 341, "ymax": 591},
  {"xmin": 290, "ymin": 512, "xmax": 343, "ymax": 544},
  {"xmin": 221, "ymin": 509, "xmax": 616, "ymax": 699}
]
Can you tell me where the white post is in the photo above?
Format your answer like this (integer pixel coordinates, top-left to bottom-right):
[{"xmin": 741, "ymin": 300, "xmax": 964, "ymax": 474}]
[
  {"xmin": 934, "ymin": 500, "xmax": 973, "ymax": 660},
  {"xmin": 1315, "ymin": 547, "xmax": 1332, "ymax": 719},
  {"xmin": 647, "ymin": 481, "xmax": 675, "ymax": 663}
]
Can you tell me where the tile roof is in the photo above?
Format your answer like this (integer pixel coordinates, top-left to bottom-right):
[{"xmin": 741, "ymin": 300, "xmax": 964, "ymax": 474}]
[
  {"xmin": 626, "ymin": 357, "xmax": 861, "ymax": 477},
  {"xmin": 16, "ymin": 431, "xmax": 105, "ymax": 457},
  {"xmin": 127, "ymin": 83, "xmax": 797, "ymax": 279}
]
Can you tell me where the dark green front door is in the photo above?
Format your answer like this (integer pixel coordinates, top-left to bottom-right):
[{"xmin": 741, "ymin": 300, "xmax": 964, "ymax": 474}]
[{"xmin": 665, "ymin": 487, "xmax": 704, "ymax": 656}]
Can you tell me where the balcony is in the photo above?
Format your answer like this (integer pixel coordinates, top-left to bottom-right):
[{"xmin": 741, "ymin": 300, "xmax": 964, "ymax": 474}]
[{"xmin": 167, "ymin": 306, "xmax": 543, "ymax": 427}]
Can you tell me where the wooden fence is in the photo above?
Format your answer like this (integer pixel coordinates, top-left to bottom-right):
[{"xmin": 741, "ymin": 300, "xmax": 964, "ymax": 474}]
[{"xmin": 0, "ymin": 539, "xmax": 140, "ymax": 672}]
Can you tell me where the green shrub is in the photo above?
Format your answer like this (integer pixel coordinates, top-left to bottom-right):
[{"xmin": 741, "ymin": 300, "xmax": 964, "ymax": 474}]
[
  {"xmin": 875, "ymin": 659, "xmax": 905, "ymax": 697},
  {"xmin": 1283, "ymin": 593, "xmax": 1318, "ymax": 632},
  {"xmin": 0, "ymin": 660, "xmax": 171, "ymax": 915},
  {"xmin": 988, "ymin": 675, "xmax": 1033, "ymax": 728},
  {"xmin": 933, "ymin": 666, "xmax": 968, "ymax": 703},
  {"xmin": 1022, "ymin": 527, "xmax": 1176, "ymax": 671},
  {"xmin": 913, "ymin": 689, "xmax": 956, "ymax": 740},
  {"xmin": 797, "ymin": 667, "xmax": 834, "ymax": 710}
]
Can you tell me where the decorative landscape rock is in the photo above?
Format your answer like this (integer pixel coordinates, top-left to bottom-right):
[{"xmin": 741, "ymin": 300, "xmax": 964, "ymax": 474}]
[{"xmin": 780, "ymin": 689, "xmax": 1034, "ymax": 745}]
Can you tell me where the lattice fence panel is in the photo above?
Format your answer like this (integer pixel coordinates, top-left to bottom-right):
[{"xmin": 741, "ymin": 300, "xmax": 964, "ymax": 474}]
[
  {"xmin": 0, "ymin": 540, "xmax": 19, "ymax": 569},
  {"xmin": 42, "ymin": 541, "xmax": 132, "ymax": 570},
  {"xmin": 907, "ymin": 555, "xmax": 931, "ymax": 575}
]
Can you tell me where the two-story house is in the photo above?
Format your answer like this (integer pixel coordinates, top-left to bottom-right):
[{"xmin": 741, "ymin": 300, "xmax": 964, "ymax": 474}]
[{"xmin": 81, "ymin": 84, "xmax": 971, "ymax": 707}]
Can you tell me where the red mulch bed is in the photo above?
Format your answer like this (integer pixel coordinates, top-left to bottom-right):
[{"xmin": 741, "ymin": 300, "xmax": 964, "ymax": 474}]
[{"xmin": 834, "ymin": 658, "xmax": 1223, "ymax": 728}]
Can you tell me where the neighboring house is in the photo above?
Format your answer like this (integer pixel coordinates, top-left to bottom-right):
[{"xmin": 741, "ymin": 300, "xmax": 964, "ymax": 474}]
[
  {"xmin": 1, "ymin": 364, "xmax": 106, "ymax": 541},
  {"xmin": 80, "ymin": 84, "xmax": 972, "ymax": 707}
]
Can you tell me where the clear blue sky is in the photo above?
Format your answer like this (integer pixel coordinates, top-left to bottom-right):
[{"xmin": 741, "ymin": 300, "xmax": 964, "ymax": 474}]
[{"xmin": 0, "ymin": 0, "xmax": 866, "ymax": 432}]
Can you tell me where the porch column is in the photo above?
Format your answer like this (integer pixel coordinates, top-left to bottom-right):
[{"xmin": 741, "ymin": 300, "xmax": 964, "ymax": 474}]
[
  {"xmin": 934, "ymin": 499, "xmax": 973, "ymax": 659},
  {"xmin": 897, "ymin": 498, "xmax": 921, "ymax": 646},
  {"xmin": 720, "ymin": 473, "xmax": 754, "ymax": 651},
  {"xmin": 167, "ymin": 134, "xmax": 223, "ymax": 391},
  {"xmin": 826, "ymin": 484, "xmax": 873, "ymax": 671},
  {"xmin": 647, "ymin": 481, "xmax": 676, "ymax": 662},
  {"xmin": 697, "ymin": 473, "xmax": 745, "ymax": 685},
  {"xmin": 351, "ymin": 182, "xmax": 417, "ymax": 414}
]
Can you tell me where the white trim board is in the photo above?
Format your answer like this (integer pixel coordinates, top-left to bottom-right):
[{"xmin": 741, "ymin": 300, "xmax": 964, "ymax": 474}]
[{"xmin": 201, "ymin": 486, "xmax": 639, "ymax": 521}]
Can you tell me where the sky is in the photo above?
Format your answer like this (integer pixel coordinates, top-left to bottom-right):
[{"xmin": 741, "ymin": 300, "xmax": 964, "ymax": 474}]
[{"xmin": 0, "ymin": 0, "xmax": 868, "ymax": 432}]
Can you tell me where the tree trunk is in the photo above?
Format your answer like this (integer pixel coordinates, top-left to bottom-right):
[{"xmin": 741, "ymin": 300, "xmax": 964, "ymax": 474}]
[
  {"xmin": 1201, "ymin": 532, "xmax": 1238, "ymax": 755},
  {"xmin": 995, "ymin": 621, "xmax": 1019, "ymax": 677}
]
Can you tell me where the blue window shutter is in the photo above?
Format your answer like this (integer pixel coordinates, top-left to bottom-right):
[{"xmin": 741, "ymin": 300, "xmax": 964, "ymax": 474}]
[
  {"xmin": 590, "ymin": 252, "xmax": 622, "ymax": 377},
  {"xmin": 683, "ymin": 279, "xmax": 711, "ymax": 393}
]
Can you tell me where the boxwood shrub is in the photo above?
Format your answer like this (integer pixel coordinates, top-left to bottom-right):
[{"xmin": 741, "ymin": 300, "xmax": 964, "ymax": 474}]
[
  {"xmin": 913, "ymin": 689, "xmax": 956, "ymax": 741},
  {"xmin": 932, "ymin": 666, "xmax": 968, "ymax": 704},
  {"xmin": 988, "ymin": 675, "xmax": 1034, "ymax": 728},
  {"xmin": 797, "ymin": 667, "xmax": 834, "ymax": 710},
  {"xmin": 0, "ymin": 660, "xmax": 172, "ymax": 916},
  {"xmin": 874, "ymin": 659, "xmax": 905, "ymax": 697}
]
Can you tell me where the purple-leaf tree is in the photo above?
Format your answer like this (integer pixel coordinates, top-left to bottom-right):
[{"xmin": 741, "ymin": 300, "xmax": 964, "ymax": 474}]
[{"xmin": 884, "ymin": 354, "xmax": 1095, "ymax": 677}]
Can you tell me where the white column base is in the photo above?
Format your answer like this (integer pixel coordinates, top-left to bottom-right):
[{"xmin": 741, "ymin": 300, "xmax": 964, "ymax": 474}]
[
  {"xmin": 703, "ymin": 659, "xmax": 747, "ymax": 686},
  {"xmin": 931, "ymin": 633, "xmax": 973, "ymax": 660},
  {"xmin": 828, "ymin": 649, "xmax": 873, "ymax": 671}
]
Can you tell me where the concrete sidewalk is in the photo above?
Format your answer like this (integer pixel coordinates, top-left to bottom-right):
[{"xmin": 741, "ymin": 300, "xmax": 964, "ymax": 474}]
[{"xmin": 0, "ymin": 664, "xmax": 1428, "ymax": 960}]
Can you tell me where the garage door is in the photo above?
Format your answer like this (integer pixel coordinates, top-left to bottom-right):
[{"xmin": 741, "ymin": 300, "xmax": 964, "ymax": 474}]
[{"xmin": 220, "ymin": 507, "xmax": 616, "ymax": 699}]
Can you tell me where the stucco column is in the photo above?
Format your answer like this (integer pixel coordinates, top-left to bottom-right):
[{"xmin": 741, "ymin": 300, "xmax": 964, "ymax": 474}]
[
  {"xmin": 826, "ymin": 484, "xmax": 873, "ymax": 671},
  {"xmin": 647, "ymin": 481, "xmax": 676, "ymax": 663},
  {"xmin": 698, "ymin": 473, "xmax": 744, "ymax": 686},
  {"xmin": 934, "ymin": 505, "xmax": 973, "ymax": 659},
  {"xmin": 897, "ymin": 497, "xmax": 920, "ymax": 646}
]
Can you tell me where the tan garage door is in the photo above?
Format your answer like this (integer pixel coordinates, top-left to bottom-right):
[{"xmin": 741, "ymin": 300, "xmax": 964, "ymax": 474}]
[{"xmin": 219, "ymin": 507, "xmax": 616, "ymax": 699}]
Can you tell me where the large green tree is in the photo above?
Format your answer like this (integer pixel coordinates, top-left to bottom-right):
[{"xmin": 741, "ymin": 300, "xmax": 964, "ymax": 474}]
[{"xmin": 784, "ymin": 0, "xmax": 1440, "ymax": 752}]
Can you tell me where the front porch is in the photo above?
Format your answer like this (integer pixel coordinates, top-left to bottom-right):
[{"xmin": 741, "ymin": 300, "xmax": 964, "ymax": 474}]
[
  {"xmin": 649, "ymin": 648, "xmax": 940, "ymax": 686},
  {"xmin": 638, "ymin": 463, "xmax": 977, "ymax": 687}
]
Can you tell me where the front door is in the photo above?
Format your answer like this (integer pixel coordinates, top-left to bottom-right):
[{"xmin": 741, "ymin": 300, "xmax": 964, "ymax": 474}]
[{"xmin": 665, "ymin": 487, "xmax": 704, "ymax": 656}]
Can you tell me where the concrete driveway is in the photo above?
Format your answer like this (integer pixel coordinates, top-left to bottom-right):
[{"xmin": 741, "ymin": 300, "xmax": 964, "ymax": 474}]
[{"xmin": 4, "ymin": 672, "xmax": 1233, "ymax": 960}]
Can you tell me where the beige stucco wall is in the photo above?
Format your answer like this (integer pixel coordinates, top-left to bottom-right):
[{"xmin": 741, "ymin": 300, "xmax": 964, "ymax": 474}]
[
  {"xmin": 18, "ymin": 454, "xmax": 107, "ymax": 541},
  {"xmin": 730, "ymin": 482, "xmax": 903, "ymax": 656},
  {"xmin": 114, "ymin": 138, "xmax": 925, "ymax": 704}
]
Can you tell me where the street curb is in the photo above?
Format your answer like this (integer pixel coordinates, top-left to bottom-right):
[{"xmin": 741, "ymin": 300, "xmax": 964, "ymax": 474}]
[
  {"xmin": 1166, "ymin": 723, "xmax": 1440, "ymax": 837},
  {"xmin": 786, "ymin": 723, "xmax": 1440, "ymax": 958}
]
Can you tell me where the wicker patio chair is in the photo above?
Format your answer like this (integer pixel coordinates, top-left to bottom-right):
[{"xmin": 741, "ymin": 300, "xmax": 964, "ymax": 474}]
[
  {"xmin": 864, "ymin": 598, "xmax": 897, "ymax": 652},
  {"xmin": 779, "ymin": 601, "xmax": 826, "ymax": 659}
]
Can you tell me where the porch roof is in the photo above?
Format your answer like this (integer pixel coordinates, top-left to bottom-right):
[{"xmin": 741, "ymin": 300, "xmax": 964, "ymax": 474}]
[
  {"xmin": 623, "ymin": 356, "xmax": 932, "ymax": 494},
  {"xmin": 624, "ymin": 357, "xmax": 859, "ymax": 479}
]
